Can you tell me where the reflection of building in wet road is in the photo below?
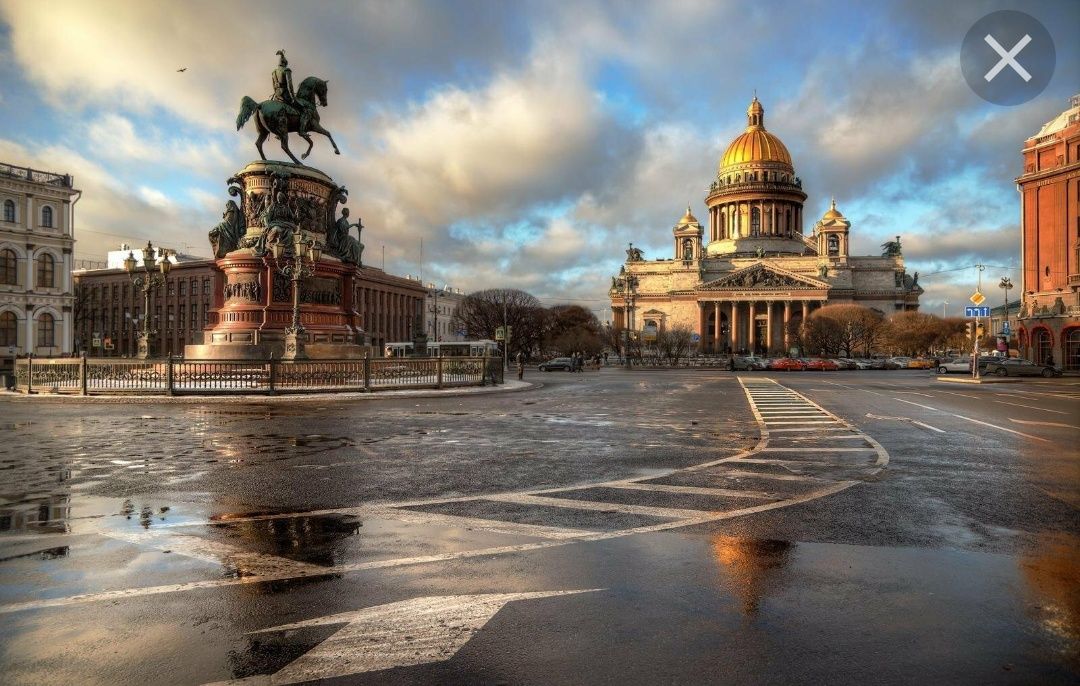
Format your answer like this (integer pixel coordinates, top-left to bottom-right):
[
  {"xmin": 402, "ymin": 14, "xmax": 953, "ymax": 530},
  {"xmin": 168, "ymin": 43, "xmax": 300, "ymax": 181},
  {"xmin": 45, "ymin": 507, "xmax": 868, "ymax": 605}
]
[
  {"xmin": 712, "ymin": 535, "xmax": 794, "ymax": 616},
  {"xmin": 0, "ymin": 494, "xmax": 70, "ymax": 534}
]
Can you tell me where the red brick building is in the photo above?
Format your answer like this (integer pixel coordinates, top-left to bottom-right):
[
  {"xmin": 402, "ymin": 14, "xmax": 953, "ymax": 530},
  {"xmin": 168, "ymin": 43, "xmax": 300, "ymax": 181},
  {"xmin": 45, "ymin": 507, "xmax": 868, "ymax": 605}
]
[
  {"xmin": 74, "ymin": 254, "xmax": 426, "ymax": 357},
  {"xmin": 1017, "ymin": 94, "xmax": 1080, "ymax": 370}
]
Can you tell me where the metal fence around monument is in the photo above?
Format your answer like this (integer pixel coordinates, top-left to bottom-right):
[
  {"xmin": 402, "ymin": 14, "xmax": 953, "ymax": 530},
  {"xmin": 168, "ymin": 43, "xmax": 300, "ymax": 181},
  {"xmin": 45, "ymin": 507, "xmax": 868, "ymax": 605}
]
[{"xmin": 13, "ymin": 355, "xmax": 504, "ymax": 396}]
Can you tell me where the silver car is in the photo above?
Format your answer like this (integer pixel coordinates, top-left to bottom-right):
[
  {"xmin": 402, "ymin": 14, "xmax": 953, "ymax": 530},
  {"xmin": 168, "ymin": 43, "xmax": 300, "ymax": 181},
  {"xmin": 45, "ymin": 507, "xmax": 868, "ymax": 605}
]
[{"xmin": 937, "ymin": 357, "xmax": 971, "ymax": 374}]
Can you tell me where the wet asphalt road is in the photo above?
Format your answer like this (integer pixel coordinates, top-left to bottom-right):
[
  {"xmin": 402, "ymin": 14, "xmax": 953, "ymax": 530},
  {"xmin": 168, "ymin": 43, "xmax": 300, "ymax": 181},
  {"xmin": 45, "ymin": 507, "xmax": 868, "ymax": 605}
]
[{"xmin": 0, "ymin": 369, "xmax": 1077, "ymax": 685}]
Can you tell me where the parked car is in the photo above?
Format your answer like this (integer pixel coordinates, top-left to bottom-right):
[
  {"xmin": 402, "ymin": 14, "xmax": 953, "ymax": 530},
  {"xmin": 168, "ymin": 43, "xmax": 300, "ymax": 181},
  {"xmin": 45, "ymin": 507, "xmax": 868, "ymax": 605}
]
[
  {"xmin": 833, "ymin": 358, "xmax": 859, "ymax": 370},
  {"xmin": 984, "ymin": 359, "xmax": 1061, "ymax": 377},
  {"xmin": 888, "ymin": 357, "xmax": 912, "ymax": 369},
  {"xmin": 847, "ymin": 358, "xmax": 874, "ymax": 370},
  {"xmin": 803, "ymin": 358, "xmax": 839, "ymax": 371},
  {"xmin": 769, "ymin": 357, "xmax": 805, "ymax": 371},
  {"xmin": 907, "ymin": 358, "xmax": 936, "ymax": 369},
  {"xmin": 538, "ymin": 357, "xmax": 574, "ymax": 371},
  {"xmin": 730, "ymin": 355, "xmax": 768, "ymax": 371},
  {"xmin": 937, "ymin": 357, "xmax": 972, "ymax": 374}
]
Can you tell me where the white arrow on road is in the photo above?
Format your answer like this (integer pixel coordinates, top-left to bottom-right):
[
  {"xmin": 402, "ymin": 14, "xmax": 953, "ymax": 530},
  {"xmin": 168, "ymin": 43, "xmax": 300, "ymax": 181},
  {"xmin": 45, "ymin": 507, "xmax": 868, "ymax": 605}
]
[{"xmin": 205, "ymin": 589, "xmax": 601, "ymax": 685}]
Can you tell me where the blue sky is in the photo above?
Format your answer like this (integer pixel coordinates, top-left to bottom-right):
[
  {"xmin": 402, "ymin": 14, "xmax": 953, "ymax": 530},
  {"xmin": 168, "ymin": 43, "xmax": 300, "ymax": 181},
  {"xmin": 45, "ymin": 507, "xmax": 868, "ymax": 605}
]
[{"xmin": 1, "ymin": 0, "xmax": 1077, "ymax": 318}]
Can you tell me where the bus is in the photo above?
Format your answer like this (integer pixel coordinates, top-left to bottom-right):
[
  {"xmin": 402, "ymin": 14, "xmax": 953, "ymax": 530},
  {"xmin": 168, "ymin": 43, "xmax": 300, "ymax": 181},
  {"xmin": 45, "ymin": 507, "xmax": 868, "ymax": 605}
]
[{"xmin": 384, "ymin": 340, "xmax": 500, "ymax": 358}]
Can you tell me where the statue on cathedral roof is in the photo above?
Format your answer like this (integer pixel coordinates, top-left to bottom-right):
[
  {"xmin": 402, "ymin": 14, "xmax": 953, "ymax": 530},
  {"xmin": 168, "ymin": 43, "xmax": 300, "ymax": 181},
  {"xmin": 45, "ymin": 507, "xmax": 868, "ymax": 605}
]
[{"xmin": 881, "ymin": 235, "xmax": 902, "ymax": 257}]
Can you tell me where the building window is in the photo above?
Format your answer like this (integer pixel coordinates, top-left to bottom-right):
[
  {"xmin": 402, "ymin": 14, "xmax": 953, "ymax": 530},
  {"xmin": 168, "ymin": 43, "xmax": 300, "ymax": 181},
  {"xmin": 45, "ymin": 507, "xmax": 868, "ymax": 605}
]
[
  {"xmin": 167, "ymin": 281, "xmax": 175, "ymax": 296},
  {"xmin": 36, "ymin": 253, "xmax": 55, "ymax": 288},
  {"xmin": 41, "ymin": 206, "xmax": 53, "ymax": 228},
  {"xmin": 202, "ymin": 279, "xmax": 210, "ymax": 295},
  {"xmin": 1034, "ymin": 329, "xmax": 1053, "ymax": 365},
  {"xmin": 179, "ymin": 280, "xmax": 186, "ymax": 297},
  {"xmin": 1065, "ymin": 329, "xmax": 1080, "ymax": 371},
  {"xmin": 0, "ymin": 311, "xmax": 16, "ymax": 346},
  {"xmin": 750, "ymin": 207, "xmax": 760, "ymax": 236},
  {"xmin": 2, "ymin": 199, "xmax": 14, "ymax": 223},
  {"xmin": 0, "ymin": 249, "xmax": 17, "ymax": 285},
  {"xmin": 36, "ymin": 312, "xmax": 55, "ymax": 347}
]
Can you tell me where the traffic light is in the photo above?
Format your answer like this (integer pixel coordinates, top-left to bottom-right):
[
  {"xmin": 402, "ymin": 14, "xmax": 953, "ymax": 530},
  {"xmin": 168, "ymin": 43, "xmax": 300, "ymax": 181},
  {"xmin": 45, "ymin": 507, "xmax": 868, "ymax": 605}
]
[
  {"xmin": 965, "ymin": 322, "xmax": 974, "ymax": 338},
  {"xmin": 976, "ymin": 323, "xmax": 985, "ymax": 338}
]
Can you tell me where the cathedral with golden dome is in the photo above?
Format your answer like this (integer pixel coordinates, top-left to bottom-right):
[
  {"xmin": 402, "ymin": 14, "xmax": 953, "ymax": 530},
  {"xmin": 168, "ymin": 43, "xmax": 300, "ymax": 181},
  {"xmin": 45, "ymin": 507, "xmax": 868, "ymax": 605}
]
[{"xmin": 610, "ymin": 97, "xmax": 922, "ymax": 355}]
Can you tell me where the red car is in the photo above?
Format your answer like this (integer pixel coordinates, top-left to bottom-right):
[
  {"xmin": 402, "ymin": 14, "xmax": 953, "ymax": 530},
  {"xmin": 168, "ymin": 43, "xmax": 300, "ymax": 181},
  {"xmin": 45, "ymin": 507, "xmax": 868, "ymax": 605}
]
[
  {"xmin": 803, "ymin": 358, "xmax": 839, "ymax": 371},
  {"xmin": 768, "ymin": 357, "xmax": 805, "ymax": 371}
]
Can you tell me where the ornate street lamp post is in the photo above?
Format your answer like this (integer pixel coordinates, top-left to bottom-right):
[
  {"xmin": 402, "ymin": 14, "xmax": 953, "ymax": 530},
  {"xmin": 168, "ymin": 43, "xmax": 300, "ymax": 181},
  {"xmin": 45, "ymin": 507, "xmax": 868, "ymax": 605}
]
[
  {"xmin": 272, "ymin": 230, "xmax": 320, "ymax": 360},
  {"xmin": 614, "ymin": 272, "xmax": 639, "ymax": 368},
  {"xmin": 123, "ymin": 241, "xmax": 171, "ymax": 359},
  {"xmin": 998, "ymin": 277, "xmax": 1013, "ymax": 343}
]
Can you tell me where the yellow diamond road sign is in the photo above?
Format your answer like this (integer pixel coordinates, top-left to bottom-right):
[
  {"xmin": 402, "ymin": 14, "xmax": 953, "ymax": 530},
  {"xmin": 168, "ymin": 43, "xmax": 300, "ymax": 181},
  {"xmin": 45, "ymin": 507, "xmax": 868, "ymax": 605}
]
[{"xmin": 969, "ymin": 291, "xmax": 986, "ymax": 305}]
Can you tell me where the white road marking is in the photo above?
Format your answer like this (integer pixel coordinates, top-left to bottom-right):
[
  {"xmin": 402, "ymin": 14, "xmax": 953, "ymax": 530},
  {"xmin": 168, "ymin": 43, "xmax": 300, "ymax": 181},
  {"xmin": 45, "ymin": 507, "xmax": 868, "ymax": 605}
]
[
  {"xmin": 204, "ymin": 590, "xmax": 601, "ymax": 685},
  {"xmin": 1009, "ymin": 418, "xmax": 1080, "ymax": 429},
  {"xmin": 758, "ymin": 447, "xmax": 877, "ymax": 452},
  {"xmin": 485, "ymin": 493, "xmax": 705, "ymax": 520},
  {"xmin": 992, "ymin": 400, "xmax": 1069, "ymax": 415},
  {"xmin": 894, "ymin": 391, "xmax": 935, "ymax": 397},
  {"xmin": 938, "ymin": 390, "xmax": 980, "ymax": 399},
  {"xmin": 865, "ymin": 412, "xmax": 945, "ymax": 434},
  {"xmin": 604, "ymin": 481, "xmax": 776, "ymax": 500},
  {"xmin": 891, "ymin": 398, "xmax": 1050, "ymax": 442}
]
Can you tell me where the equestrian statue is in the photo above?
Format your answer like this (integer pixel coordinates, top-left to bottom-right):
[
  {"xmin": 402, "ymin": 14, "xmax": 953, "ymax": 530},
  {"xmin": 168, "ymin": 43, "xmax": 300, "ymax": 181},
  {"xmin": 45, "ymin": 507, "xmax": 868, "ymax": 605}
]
[{"xmin": 236, "ymin": 50, "xmax": 341, "ymax": 165}]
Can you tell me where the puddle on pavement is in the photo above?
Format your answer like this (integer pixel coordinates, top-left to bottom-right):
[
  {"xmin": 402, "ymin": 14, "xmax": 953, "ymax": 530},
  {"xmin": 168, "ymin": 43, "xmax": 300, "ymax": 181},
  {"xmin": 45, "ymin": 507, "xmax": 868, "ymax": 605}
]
[{"xmin": 204, "ymin": 513, "xmax": 544, "ymax": 567}]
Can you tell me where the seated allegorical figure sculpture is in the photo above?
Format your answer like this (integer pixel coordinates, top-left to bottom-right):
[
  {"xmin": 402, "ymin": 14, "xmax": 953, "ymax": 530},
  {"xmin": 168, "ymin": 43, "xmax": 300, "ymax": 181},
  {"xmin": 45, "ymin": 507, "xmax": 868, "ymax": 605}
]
[
  {"xmin": 209, "ymin": 200, "xmax": 244, "ymax": 258},
  {"xmin": 327, "ymin": 207, "xmax": 364, "ymax": 266},
  {"xmin": 261, "ymin": 190, "xmax": 299, "ymax": 254}
]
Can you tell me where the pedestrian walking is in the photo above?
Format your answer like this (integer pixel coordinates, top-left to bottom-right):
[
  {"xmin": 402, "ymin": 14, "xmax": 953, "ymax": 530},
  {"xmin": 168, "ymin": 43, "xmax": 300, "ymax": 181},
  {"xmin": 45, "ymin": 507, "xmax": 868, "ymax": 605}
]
[{"xmin": 516, "ymin": 351, "xmax": 525, "ymax": 380}]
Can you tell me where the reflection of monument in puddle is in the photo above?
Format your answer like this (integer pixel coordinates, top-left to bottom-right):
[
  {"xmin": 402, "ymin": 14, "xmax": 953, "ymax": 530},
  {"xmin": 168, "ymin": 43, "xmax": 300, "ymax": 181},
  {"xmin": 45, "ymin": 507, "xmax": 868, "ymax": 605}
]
[
  {"xmin": 712, "ymin": 535, "xmax": 795, "ymax": 616},
  {"xmin": 0, "ymin": 494, "xmax": 72, "ymax": 535},
  {"xmin": 211, "ymin": 510, "xmax": 361, "ymax": 585},
  {"xmin": 1021, "ymin": 532, "xmax": 1080, "ymax": 662}
]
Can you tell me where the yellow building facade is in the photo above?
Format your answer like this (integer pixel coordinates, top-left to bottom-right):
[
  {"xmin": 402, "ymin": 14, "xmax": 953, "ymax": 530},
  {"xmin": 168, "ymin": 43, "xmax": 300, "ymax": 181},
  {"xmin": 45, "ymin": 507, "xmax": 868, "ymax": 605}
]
[{"xmin": 610, "ymin": 98, "xmax": 921, "ymax": 355}]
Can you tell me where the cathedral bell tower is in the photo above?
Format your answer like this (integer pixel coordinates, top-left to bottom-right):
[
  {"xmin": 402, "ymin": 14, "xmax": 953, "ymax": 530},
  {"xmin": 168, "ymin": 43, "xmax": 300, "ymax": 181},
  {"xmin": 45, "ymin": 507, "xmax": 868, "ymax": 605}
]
[
  {"xmin": 673, "ymin": 206, "xmax": 704, "ymax": 262},
  {"xmin": 813, "ymin": 198, "xmax": 850, "ymax": 262}
]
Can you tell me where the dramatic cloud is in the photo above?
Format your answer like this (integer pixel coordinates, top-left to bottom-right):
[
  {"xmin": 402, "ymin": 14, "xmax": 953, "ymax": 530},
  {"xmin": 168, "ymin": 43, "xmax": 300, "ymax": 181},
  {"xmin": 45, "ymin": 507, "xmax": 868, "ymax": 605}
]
[{"xmin": 2, "ymin": 0, "xmax": 1077, "ymax": 311}]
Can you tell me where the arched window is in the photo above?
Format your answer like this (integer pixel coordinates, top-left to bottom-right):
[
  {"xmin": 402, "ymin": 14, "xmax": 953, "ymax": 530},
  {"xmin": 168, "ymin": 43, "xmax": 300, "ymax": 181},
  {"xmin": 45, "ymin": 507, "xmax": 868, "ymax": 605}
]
[
  {"xmin": 751, "ymin": 207, "xmax": 760, "ymax": 236},
  {"xmin": 1, "ymin": 249, "xmax": 17, "ymax": 285},
  {"xmin": 41, "ymin": 205, "xmax": 53, "ymax": 228},
  {"xmin": 36, "ymin": 253, "xmax": 55, "ymax": 288},
  {"xmin": 37, "ymin": 312, "xmax": 55, "ymax": 348},
  {"xmin": 682, "ymin": 238, "xmax": 693, "ymax": 261},
  {"xmin": 719, "ymin": 211, "xmax": 727, "ymax": 240},
  {"xmin": 0, "ymin": 311, "xmax": 16, "ymax": 346},
  {"xmin": 2, "ymin": 199, "xmax": 14, "ymax": 223},
  {"xmin": 1033, "ymin": 329, "xmax": 1052, "ymax": 365},
  {"xmin": 1064, "ymin": 329, "xmax": 1080, "ymax": 371},
  {"xmin": 827, "ymin": 235, "xmax": 839, "ymax": 255}
]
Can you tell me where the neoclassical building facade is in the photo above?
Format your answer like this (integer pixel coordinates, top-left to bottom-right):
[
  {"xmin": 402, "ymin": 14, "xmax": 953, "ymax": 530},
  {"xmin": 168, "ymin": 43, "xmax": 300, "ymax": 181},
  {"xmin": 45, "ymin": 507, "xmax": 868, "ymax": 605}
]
[
  {"xmin": 610, "ymin": 98, "xmax": 921, "ymax": 355},
  {"xmin": 0, "ymin": 162, "xmax": 80, "ymax": 372}
]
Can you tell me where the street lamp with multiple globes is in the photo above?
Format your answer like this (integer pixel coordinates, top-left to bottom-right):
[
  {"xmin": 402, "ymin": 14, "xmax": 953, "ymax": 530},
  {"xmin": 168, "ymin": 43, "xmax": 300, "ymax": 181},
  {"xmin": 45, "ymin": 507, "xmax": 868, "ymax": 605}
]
[
  {"xmin": 123, "ymin": 241, "xmax": 171, "ymax": 359},
  {"xmin": 998, "ymin": 276, "xmax": 1013, "ymax": 342},
  {"xmin": 271, "ymin": 230, "xmax": 321, "ymax": 360},
  {"xmin": 613, "ymin": 271, "xmax": 639, "ymax": 368}
]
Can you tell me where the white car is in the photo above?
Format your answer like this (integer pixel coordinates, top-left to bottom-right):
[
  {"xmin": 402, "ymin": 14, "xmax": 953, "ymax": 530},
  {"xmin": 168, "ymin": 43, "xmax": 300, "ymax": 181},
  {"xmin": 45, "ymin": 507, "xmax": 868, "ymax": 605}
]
[{"xmin": 937, "ymin": 357, "xmax": 972, "ymax": 374}]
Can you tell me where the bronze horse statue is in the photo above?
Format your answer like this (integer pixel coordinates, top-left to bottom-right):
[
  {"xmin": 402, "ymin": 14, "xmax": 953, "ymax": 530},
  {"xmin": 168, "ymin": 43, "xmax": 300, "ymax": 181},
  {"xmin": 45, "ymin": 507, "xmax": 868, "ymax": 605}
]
[{"xmin": 236, "ymin": 76, "xmax": 340, "ymax": 164}]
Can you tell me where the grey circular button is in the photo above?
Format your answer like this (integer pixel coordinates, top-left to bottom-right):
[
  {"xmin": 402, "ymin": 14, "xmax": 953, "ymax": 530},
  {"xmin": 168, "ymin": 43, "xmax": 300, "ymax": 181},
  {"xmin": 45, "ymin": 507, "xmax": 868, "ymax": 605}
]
[{"xmin": 961, "ymin": 10, "xmax": 1055, "ymax": 106}]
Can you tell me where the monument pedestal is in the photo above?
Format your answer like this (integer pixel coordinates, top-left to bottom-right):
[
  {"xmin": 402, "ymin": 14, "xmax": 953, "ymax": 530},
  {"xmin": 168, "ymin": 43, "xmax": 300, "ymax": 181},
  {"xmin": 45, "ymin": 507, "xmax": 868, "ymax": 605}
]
[{"xmin": 185, "ymin": 160, "xmax": 367, "ymax": 361}]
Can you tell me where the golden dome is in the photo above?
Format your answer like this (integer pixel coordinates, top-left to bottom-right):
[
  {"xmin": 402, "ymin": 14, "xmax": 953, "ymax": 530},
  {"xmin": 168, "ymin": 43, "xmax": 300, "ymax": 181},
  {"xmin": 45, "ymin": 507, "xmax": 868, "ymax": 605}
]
[
  {"xmin": 719, "ymin": 97, "xmax": 793, "ymax": 171},
  {"xmin": 822, "ymin": 198, "xmax": 844, "ymax": 219},
  {"xmin": 678, "ymin": 205, "xmax": 699, "ymax": 225}
]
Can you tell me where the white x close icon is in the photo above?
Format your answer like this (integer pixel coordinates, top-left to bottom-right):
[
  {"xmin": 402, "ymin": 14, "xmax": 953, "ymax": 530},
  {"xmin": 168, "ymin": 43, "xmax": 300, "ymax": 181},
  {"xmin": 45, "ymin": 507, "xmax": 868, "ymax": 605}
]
[{"xmin": 984, "ymin": 33, "xmax": 1032, "ymax": 82}]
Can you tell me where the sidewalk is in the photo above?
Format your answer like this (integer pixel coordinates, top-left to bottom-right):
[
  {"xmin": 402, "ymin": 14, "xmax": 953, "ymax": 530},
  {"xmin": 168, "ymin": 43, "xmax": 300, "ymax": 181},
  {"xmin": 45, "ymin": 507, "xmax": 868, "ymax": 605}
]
[{"xmin": 0, "ymin": 379, "xmax": 537, "ymax": 404}]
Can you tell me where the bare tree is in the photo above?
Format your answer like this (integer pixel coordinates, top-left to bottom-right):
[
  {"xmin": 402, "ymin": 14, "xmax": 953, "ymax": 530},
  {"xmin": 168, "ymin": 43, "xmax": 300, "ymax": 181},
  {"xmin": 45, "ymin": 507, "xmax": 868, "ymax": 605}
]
[
  {"xmin": 655, "ymin": 325, "xmax": 694, "ymax": 365},
  {"xmin": 451, "ymin": 288, "xmax": 547, "ymax": 358},
  {"xmin": 545, "ymin": 304, "xmax": 602, "ymax": 356},
  {"xmin": 808, "ymin": 304, "xmax": 885, "ymax": 357}
]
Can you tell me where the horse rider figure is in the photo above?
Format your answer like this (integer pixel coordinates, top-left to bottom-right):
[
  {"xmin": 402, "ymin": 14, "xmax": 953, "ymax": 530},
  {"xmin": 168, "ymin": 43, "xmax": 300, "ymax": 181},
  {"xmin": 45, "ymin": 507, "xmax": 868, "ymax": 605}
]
[{"xmin": 271, "ymin": 50, "xmax": 311, "ymax": 135}]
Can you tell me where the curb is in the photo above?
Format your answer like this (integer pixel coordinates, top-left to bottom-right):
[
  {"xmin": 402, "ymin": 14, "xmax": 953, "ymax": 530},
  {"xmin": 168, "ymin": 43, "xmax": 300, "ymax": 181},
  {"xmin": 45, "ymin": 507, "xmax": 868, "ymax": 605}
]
[
  {"xmin": 936, "ymin": 376, "xmax": 1024, "ymax": 384},
  {"xmin": 0, "ymin": 380, "xmax": 539, "ymax": 404}
]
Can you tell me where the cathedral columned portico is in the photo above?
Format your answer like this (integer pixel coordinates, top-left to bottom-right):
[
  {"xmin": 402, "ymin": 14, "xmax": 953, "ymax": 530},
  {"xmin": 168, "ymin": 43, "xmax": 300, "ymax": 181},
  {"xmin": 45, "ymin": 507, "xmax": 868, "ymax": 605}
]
[{"xmin": 609, "ymin": 97, "xmax": 921, "ymax": 355}]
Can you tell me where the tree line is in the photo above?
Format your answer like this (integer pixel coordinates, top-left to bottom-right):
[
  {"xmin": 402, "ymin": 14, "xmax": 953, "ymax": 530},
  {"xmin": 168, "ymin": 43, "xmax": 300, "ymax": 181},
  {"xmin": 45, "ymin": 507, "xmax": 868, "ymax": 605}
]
[{"xmin": 451, "ymin": 290, "xmax": 987, "ymax": 361}]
